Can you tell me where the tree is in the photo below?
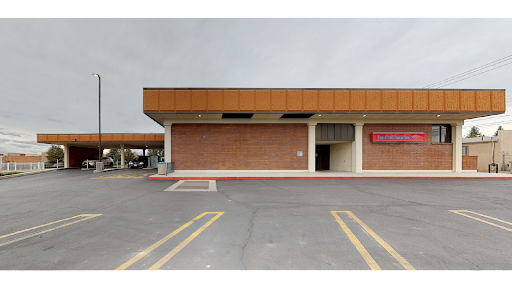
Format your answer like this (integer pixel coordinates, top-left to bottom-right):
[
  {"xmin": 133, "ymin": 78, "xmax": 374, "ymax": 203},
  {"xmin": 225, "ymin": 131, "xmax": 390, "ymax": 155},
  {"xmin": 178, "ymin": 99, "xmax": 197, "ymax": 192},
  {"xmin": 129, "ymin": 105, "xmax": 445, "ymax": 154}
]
[
  {"xmin": 106, "ymin": 149, "xmax": 121, "ymax": 162},
  {"xmin": 147, "ymin": 149, "xmax": 164, "ymax": 157},
  {"xmin": 466, "ymin": 126, "xmax": 484, "ymax": 138},
  {"xmin": 106, "ymin": 149, "xmax": 135, "ymax": 162},
  {"xmin": 46, "ymin": 144, "xmax": 64, "ymax": 163},
  {"xmin": 125, "ymin": 149, "xmax": 135, "ymax": 161},
  {"xmin": 494, "ymin": 125, "xmax": 503, "ymax": 136}
]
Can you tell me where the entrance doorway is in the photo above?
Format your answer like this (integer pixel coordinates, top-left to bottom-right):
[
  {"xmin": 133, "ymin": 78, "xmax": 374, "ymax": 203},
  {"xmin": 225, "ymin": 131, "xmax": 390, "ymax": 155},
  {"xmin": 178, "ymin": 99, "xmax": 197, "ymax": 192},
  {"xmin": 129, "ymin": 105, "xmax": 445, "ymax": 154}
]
[{"xmin": 316, "ymin": 145, "xmax": 330, "ymax": 171}]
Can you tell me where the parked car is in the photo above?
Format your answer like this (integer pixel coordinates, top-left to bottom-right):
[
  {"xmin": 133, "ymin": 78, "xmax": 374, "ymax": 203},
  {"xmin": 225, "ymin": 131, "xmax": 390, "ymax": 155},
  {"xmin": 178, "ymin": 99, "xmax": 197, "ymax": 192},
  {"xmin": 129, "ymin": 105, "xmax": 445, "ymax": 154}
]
[
  {"xmin": 129, "ymin": 156, "xmax": 148, "ymax": 169},
  {"xmin": 81, "ymin": 157, "xmax": 114, "ymax": 168}
]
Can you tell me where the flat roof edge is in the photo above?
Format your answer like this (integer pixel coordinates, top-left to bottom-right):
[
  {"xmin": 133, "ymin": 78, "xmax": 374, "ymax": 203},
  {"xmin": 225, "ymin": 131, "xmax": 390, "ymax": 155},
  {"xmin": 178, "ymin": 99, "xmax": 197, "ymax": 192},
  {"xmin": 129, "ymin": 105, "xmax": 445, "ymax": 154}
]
[{"xmin": 143, "ymin": 87, "xmax": 506, "ymax": 91}]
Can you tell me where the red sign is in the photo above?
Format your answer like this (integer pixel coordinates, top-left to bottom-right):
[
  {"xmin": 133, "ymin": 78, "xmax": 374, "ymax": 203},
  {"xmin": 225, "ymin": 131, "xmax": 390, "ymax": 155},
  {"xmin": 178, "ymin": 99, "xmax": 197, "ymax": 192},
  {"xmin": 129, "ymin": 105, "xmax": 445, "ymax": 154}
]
[{"xmin": 371, "ymin": 132, "xmax": 426, "ymax": 143}]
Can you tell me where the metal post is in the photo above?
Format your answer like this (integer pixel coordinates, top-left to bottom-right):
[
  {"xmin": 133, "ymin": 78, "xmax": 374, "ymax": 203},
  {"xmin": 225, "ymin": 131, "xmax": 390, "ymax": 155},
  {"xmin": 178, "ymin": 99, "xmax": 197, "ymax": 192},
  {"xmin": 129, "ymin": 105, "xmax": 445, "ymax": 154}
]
[
  {"xmin": 7, "ymin": 163, "xmax": 9, "ymax": 171},
  {"xmin": 14, "ymin": 162, "xmax": 16, "ymax": 171},
  {"xmin": 92, "ymin": 73, "xmax": 101, "ymax": 165},
  {"xmin": 98, "ymin": 76, "xmax": 101, "ymax": 162}
]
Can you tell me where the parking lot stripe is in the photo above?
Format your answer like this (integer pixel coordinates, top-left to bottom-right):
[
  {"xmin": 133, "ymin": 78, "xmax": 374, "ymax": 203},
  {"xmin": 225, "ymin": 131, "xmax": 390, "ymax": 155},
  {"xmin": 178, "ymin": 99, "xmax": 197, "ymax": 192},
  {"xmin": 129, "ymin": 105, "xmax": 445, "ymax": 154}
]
[
  {"xmin": 115, "ymin": 212, "xmax": 224, "ymax": 271},
  {"xmin": 342, "ymin": 211, "xmax": 416, "ymax": 271},
  {"xmin": 148, "ymin": 212, "xmax": 224, "ymax": 270},
  {"xmin": 331, "ymin": 211, "xmax": 416, "ymax": 271},
  {"xmin": 331, "ymin": 211, "xmax": 382, "ymax": 271},
  {"xmin": 449, "ymin": 210, "xmax": 512, "ymax": 233},
  {"xmin": 0, "ymin": 214, "xmax": 102, "ymax": 248}
]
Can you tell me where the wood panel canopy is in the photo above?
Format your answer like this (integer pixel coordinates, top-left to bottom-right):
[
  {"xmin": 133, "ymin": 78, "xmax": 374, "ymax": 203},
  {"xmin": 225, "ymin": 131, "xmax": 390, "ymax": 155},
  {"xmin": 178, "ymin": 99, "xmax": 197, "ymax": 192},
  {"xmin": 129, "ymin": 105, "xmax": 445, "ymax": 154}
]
[
  {"xmin": 37, "ymin": 133, "xmax": 164, "ymax": 149},
  {"xmin": 143, "ymin": 88, "xmax": 506, "ymax": 114}
]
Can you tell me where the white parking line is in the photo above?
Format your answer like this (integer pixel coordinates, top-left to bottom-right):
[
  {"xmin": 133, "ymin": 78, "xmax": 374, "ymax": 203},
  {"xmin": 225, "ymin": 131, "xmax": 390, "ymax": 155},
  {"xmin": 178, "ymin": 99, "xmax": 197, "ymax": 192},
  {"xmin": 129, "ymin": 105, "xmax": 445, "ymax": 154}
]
[{"xmin": 164, "ymin": 180, "xmax": 218, "ymax": 192}]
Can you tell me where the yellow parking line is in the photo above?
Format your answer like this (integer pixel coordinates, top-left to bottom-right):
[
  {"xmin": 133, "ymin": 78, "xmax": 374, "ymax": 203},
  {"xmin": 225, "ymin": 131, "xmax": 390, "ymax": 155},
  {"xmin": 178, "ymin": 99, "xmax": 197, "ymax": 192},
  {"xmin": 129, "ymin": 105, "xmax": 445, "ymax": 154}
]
[
  {"xmin": 0, "ymin": 214, "xmax": 102, "ymax": 247},
  {"xmin": 115, "ymin": 212, "xmax": 224, "ymax": 271},
  {"xmin": 331, "ymin": 211, "xmax": 415, "ymax": 271},
  {"xmin": 331, "ymin": 211, "xmax": 381, "ymax": 271},
  {"xmin": 449, "ymin": 210, "xmax": 512, "ymax": 233},
  {"xmin": 148, "ymin": 212, "xmax": 224, "ymax": 270}
]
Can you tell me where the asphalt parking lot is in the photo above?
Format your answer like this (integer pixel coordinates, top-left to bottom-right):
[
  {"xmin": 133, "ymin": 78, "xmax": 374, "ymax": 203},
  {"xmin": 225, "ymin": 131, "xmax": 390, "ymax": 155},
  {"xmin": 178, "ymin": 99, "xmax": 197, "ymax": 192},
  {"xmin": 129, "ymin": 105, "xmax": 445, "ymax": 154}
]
[{"xmin": 1, "ymin": 169, "xmax": 512, "ymax": 270}]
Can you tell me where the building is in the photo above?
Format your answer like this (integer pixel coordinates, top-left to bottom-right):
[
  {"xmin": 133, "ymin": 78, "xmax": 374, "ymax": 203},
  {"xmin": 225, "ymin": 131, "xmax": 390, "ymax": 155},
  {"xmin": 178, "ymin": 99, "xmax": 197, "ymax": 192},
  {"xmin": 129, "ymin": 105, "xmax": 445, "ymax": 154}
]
[
  {"xmin": 38, "ymin": 88, "xmax": 505, "ymax": 172},
  {"xmin": 1, "ymin": 153, "xmax": 43, "ymax": 163},
  {"xmin": 463, "ymin": 130, "xmax": 512, "ymax": 172}
]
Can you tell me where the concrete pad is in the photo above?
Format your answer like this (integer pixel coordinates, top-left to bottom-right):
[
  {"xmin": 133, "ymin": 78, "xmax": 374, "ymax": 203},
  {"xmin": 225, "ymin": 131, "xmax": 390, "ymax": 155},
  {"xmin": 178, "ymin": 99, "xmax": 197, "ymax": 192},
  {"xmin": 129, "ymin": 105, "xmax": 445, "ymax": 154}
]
[{"xmin": 164, "ymin": 180, "xmax": 217, "ymax": 192}]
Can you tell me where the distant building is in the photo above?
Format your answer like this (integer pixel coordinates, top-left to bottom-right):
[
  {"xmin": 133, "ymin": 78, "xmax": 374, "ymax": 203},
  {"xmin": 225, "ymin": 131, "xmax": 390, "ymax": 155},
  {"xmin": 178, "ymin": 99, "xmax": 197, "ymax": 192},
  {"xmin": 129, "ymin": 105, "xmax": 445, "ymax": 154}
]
[
  {"xmin": 1, "ymin": 153, "xmax": 43, "ymax": 163},
  {"xmin": 462, "ymin": 130, "xmax": 512, "ymax": 172}
]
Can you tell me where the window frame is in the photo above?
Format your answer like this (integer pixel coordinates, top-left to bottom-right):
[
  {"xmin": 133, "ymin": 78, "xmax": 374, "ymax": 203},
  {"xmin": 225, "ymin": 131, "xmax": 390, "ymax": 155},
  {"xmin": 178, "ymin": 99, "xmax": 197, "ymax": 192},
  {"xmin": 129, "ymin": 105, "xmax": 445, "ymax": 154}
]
[{"xmin": 432, "ymin": 124, "xmax": 452, "ymax": 143}]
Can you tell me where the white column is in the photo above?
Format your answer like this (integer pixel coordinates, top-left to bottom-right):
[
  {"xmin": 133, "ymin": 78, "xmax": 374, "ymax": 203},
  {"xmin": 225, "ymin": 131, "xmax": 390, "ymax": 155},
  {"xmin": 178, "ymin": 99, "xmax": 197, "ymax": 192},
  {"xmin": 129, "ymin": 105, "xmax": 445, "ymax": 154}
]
[
  {"xmin": 165, "ymin": 124, "xmax": 172, "ymax": 162},
  {"xmin": 120, "ymin": 143, "xmax": 125, "ymax": 168},
  {"xmin": 308, "ymin": 123, "xmax": 316, "ymax": 172},
  {"xmin": 452, "ymin": 124, "xmax": 463, "ymax": 173},
  {"xmin": 352, "ymin": 124, "xmax": 364, "ymax": 173},
  {"xmin": 64, "ymin": 144, "xmax": 69, "ymax": 168}
]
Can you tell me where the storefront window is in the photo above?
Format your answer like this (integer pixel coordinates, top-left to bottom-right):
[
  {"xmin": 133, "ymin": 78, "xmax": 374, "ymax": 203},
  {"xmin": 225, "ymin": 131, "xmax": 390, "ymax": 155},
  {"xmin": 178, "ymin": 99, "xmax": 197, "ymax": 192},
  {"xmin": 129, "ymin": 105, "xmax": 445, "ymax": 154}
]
[{"xmin": 432, "ymin": 124, "xmax": 452, "ymax": 143}]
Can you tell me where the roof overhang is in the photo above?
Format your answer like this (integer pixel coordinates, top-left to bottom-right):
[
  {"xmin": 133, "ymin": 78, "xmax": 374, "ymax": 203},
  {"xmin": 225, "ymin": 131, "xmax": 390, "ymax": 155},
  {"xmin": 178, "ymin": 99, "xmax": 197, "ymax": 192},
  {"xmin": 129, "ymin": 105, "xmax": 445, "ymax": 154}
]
[
  {"xmin": 142, "ymin": 88, "xmax": 506, "ymax": 127},
  {"xmin": 37, "ymin": 134, "xmax": 164, "ymax": 149}
]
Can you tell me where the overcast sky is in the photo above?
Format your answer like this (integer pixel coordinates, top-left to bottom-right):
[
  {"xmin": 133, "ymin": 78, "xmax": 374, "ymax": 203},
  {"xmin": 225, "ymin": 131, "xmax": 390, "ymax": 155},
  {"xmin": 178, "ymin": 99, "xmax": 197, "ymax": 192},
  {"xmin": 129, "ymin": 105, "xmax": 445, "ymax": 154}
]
[{"xmin": 1, "ymin": 18, "xmax": 511, "ymax": 154}]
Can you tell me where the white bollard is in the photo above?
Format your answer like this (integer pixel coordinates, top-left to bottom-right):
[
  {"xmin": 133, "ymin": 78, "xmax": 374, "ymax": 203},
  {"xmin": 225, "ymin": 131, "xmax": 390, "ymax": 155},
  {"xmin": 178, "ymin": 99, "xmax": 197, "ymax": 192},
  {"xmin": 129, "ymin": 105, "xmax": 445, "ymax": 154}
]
[{"xmin": 14, "ymin": 162, "xmax": 16, "ymax": 171}]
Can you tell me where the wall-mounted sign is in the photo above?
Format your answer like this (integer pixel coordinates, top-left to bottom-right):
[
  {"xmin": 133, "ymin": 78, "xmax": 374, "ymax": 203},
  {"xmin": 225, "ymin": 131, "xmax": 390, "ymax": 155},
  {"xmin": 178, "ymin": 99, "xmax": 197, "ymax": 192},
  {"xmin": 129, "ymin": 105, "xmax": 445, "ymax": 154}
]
[{"xmin": 371, "ymin": 132, "xmax": 426, "ymax": 143}]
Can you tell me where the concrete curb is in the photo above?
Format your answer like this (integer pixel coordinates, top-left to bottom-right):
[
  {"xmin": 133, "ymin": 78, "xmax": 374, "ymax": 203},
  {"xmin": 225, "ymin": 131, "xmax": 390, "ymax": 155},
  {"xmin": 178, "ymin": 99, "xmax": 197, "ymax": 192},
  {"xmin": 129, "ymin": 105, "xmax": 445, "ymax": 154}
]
[
  {"xmin": 0, "ymin": 168, "xmax": 64, "ymax": 180},
  {"xmin": 0, "ymin": 166, "xmax": 137, "ymax": 179},
  {"xmin": 149, "ymin": 176, "xmax": 512, "ymax": 180}
]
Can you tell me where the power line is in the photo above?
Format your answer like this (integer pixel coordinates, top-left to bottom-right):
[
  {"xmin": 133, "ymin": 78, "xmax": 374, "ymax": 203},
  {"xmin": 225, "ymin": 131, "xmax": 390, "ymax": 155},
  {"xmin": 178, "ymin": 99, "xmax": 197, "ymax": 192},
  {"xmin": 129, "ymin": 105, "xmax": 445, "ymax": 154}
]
[
  {"xmin": 465, "ymin": 114, "xmax": 511, "ymax": 122},
  {"xmin": 424, "ymin": 54, "xmax": 512, "ymax": 88},
  {"xmin": 426, "ymin": 55, "xmax": 512, "ymax": 87},
  {"xmin": 434, "ymin": 61, "xmax": 512, "ymax": 88},
  {"xmin": 464, "ymin": 119, "xmax": 512, "ymax": 128}
]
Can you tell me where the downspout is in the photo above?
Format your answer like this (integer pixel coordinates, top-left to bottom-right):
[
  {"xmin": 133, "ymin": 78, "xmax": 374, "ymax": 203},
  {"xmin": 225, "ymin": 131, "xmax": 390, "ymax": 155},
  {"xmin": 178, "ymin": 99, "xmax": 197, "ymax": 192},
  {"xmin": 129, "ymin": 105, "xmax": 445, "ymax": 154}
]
[{"xmin": 491, "ymin": 137, "xmax": 497, "ymax": 170}]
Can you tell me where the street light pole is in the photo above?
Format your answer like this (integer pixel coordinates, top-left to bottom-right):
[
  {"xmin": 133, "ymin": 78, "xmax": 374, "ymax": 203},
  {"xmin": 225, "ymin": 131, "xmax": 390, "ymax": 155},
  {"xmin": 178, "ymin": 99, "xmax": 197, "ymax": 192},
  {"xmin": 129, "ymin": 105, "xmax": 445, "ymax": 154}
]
[{"xmin": 92, "ymin": 73, "xmax": 101, "ymax": 163}]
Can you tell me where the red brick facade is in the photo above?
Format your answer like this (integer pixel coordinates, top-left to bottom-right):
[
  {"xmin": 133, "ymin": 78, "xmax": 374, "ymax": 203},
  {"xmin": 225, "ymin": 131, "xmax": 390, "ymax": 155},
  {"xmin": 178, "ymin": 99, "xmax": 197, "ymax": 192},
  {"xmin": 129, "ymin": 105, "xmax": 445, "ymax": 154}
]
[
  {"xmin": 363, "ymin": 124, "xmax": 453, "ymax": 170},
  {"xmin": 171, "ymin": 124, "xmax": 308, "ymax": 170},
  {"xmin": 462, "ymin": 155, "xmax": 478, "ymax": 170}
]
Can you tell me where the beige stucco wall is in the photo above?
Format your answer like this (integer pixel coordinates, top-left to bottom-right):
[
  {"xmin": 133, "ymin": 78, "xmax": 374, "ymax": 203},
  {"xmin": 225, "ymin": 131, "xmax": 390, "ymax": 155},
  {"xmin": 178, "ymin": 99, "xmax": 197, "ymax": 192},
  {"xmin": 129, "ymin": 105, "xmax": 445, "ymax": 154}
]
[
  {"xmin": 465, "ymin": 131, "xmax": 512, "ymax": 171},
  {"xmin": 330, "ymin": 142, "xmax": 352, "ymax": 171},
  {"xmin": 497, "ymin": 130, "xmax": 512, "ymax": 171},
  {"xmin": 466, "ymin": 141, "xmax": 494, "ymax": 171}
]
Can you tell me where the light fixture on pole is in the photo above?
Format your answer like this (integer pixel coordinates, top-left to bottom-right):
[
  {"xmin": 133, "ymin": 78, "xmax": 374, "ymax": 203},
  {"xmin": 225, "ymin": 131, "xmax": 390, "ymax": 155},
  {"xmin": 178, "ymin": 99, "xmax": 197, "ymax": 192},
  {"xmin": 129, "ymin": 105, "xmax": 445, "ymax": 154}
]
[{"xmin": 92, "ymin": 73, "xmax": 101, "ymax": 164}]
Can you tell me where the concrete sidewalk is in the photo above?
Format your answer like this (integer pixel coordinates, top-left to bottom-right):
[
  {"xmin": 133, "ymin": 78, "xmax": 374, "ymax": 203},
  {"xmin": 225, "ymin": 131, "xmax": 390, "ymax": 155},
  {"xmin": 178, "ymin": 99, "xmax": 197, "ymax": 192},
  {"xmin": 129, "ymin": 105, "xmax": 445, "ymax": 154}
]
[{"xmin": 148, "ymin": 170, "xmax": 512, "ymax": 180}]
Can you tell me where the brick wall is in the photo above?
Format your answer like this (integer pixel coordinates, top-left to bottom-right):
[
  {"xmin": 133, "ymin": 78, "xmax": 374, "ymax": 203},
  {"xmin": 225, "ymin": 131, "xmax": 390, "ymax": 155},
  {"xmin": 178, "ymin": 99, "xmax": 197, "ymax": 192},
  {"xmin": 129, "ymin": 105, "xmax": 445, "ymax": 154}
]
[
  {"xmin": 4, "ymin": 156, "xmax": 42, "ymax": 162},
  {"xmin": 462, "ymin": 155, "xmax": 478, "ymax": 170},
  {"xmin": 363, "ymin": 124, "xmax": 453, "ymax": 170},
  {"xmin": 171, "ymin": 124, "xmax": 308, "ymax": 170}
]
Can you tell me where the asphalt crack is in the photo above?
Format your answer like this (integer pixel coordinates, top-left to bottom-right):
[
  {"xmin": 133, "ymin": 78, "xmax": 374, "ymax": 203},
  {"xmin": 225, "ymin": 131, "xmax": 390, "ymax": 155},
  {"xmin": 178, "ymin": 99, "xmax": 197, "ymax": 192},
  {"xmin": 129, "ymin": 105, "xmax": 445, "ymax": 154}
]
[{"xmin": 240, "ymin": 207, "xmax": 259, "ymax": 270}]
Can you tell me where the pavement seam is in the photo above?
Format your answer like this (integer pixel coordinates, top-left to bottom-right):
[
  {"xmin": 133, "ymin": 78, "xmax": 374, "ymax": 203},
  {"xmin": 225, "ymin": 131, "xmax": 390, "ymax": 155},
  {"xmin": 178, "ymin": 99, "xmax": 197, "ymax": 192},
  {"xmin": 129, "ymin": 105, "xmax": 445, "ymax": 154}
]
[{"xmin": 240, "ymin": 207, "xmax": 259, "ymax": 270}]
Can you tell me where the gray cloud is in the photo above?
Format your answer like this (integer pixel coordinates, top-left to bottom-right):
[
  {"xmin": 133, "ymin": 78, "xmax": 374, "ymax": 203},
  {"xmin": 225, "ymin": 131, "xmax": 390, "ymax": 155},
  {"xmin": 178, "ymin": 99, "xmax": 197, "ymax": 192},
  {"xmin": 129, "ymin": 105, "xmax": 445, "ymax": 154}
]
[
  {"xmin": 0, "ymin": 131, "xmax": 23, "ymax": 137},
  {"xmin": 0, "ymin": 18, "xmax": 511, "ymax": 154}
]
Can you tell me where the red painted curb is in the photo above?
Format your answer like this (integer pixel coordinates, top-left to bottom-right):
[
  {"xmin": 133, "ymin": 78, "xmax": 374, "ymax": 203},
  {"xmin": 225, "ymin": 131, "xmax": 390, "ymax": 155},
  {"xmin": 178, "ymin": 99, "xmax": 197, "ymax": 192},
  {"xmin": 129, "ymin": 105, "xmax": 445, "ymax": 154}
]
[{"xmin": 148, "ymin": 176, "xmax": 512, "ymax": 181}]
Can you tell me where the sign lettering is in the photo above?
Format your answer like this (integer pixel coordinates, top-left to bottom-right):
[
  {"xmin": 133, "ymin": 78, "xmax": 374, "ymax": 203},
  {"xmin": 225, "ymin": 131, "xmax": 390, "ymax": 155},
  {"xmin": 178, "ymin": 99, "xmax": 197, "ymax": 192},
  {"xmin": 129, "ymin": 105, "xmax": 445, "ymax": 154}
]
[{"xmin": 371, "ymin": 132, "xmax": 426, "ymax": 143}]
